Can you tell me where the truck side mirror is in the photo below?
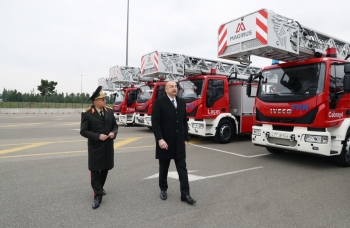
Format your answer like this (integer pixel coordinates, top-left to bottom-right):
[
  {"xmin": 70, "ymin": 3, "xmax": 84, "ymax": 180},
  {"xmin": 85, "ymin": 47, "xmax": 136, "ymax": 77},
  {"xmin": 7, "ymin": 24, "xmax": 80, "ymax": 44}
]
[
  {"xmin": 247, "ymin": 75, "xmax": 253, "ymax": 83},
  {"xmin": 128, "ymin": 94, "xmax": 133, "ymax": 101},
  {"xmin": 206, "ymin": 91, "xmax": 213, "ymax": 107},
  {"xmin": 344, "ymin": 63, "xmax": 350, "ymax": 92},
  {"xmin": 246, "ymin": 83, "xmax": 251, "ymax": 97},
  {"xmin": 156, "ymin": 86, "xmax": 165, "ymax": 98},
  {"xmin": 127, "ymin": 92, "xmax": 136, "ymax": 106}
]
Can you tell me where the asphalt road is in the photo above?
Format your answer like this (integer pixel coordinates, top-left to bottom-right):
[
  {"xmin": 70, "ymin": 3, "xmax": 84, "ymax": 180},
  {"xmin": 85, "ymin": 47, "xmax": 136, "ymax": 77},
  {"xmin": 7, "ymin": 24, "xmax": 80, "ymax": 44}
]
[{"xmin": 0, "ymin": 114, "xmax": 349, "ymax": 228}]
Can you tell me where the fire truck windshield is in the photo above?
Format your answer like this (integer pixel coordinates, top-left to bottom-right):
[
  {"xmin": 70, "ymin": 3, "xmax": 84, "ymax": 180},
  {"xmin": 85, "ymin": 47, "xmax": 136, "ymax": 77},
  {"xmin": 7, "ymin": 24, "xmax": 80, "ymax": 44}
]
[
  {"xmin": 114, "ymin": 90, "xmax": 125, "ymax": 104},
  {"xmin": 178, "ymin": 79, "xmax": 204, "ymax": 102},
  {"xmin": 258, "ymin": 63, "xmax": 326, "ymax": 102},
  {"xmin": 137, "ymin": 85, "xmax": 154, "ymax": 102}
]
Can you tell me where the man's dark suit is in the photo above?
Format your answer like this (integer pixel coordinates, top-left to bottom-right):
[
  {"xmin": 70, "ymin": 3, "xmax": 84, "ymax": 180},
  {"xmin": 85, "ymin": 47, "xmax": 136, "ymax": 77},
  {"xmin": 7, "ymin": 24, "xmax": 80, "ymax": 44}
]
[
  {"xmin": 80, "ymin": 105, "xmax": 118, "ymax": 198},
  {"xmin": 151, "ymin": 95, "xmax": 190, "ymax": 197}
]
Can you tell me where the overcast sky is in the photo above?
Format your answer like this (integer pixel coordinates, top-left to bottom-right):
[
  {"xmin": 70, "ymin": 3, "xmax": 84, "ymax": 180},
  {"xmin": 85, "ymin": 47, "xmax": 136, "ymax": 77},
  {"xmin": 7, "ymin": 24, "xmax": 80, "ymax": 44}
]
[{"xmin": 1, "ymin": 0, "xmax": 349, "ymax": 95}]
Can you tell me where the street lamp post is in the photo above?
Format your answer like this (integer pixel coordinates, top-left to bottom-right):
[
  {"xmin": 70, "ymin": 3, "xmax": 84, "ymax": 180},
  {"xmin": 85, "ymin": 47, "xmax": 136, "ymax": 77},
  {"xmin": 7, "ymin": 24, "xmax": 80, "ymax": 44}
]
[{"xmin": 126, "ymin": 0, "xmax": 129, "ymax": 66}]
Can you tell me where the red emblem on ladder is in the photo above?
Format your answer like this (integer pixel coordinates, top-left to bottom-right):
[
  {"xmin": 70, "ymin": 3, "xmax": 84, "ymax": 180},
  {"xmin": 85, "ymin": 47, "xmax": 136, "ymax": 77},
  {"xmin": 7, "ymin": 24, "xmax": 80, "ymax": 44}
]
[{"xmin": 235, "ymin": 22, "xmax": 246, "ymax": 33}]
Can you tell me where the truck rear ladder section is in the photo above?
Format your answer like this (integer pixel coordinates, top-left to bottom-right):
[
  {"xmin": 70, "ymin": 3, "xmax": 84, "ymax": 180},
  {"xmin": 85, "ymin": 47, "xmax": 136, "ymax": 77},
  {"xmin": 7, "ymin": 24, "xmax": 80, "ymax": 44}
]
[
  {"xmin": 141, "ymin": 51, "xmax": 261, "ymax": 81},
  {"xmin": 99, "ymin": 66, "xmax": 141, "ymax": 91},
  {"xmin": 98, "ymin": 77, "xmax": 115, "ymax": 91},
  {"xmin": 218, "ymin": 9, "xmax": 350, "ymax": 63}
]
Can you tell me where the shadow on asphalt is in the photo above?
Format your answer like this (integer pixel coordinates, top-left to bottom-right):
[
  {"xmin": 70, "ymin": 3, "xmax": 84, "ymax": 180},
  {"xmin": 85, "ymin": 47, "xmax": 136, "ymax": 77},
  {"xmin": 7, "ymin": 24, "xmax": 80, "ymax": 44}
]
[{"xmin": 258, "ymin": 151, "xmax": 338, "ymax": 169}]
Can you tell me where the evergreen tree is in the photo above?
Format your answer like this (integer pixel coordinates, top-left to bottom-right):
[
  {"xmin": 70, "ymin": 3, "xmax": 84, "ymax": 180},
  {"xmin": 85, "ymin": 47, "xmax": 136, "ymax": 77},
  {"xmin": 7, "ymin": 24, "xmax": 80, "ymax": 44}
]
[{"xmin": 37, "ymin": 79, "xmax": 58, "ymax": 102}]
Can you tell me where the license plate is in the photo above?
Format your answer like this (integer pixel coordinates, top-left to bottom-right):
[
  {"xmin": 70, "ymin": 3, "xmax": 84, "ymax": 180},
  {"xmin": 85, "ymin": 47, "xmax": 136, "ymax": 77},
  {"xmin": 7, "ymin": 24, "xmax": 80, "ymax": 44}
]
[{"xmin": 270, "ymin": 132, "xmax": 290, "ymax": 139}]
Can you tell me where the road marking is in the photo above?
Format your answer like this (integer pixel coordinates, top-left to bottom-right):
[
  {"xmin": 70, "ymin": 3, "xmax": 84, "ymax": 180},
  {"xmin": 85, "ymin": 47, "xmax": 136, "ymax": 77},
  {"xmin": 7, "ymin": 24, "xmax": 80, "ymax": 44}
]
[
  {"xmin": 0, "ymin": 145, "xmax": 154, "ymax": 159},
  {"xmin": 0, "ymin": 122, "xmax": 44, "ymax": 128},
  {"xmin": 187, "ymin": 137, "xmax": 203, "ymax": 144},
  {"xmin": 0, "ymin": 142, "xmax": 52, "ymax": 155},
  {"xmin": 144, "ymin": 166, "xmax": 263, "ymax": 182},
  {"xmin": 62, "ymin": 122, "xmax": 80, "ymax": 126},
  {"xmin": 0, "ymin": 150, "xmax": 87, "ymax": 159},
  {"xmin": 0, "ymin": 137, "xmax": 153, "ymax": 147},
  {"xmin": 0, "ymin": 140, "xmax": 85, "ymax": 147},
  {"xmin": 114, "ymin": 137, "xmax": 143, "ymax": 148},
  {"xmin": 10, "ymin": 116, "xmax": 35, "ymax": 118},
  {"xmin": 189, "ymin": 143, "xmax": 269, "ymax": 158}
]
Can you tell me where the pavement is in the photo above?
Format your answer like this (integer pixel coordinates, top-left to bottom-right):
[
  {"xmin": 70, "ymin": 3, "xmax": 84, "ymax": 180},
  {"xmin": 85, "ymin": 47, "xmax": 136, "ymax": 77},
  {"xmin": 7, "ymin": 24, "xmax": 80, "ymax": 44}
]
[{"xmin": 0, "ymin": 114, "xmax": 349, "ymax": 228}]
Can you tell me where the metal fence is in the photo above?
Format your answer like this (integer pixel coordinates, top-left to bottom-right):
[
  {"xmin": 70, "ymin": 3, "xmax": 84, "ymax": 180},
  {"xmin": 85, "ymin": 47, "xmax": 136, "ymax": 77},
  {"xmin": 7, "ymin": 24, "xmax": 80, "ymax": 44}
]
[{"xmin": 0, "ymin": 101, "xmax": 114, "ymax": 109}]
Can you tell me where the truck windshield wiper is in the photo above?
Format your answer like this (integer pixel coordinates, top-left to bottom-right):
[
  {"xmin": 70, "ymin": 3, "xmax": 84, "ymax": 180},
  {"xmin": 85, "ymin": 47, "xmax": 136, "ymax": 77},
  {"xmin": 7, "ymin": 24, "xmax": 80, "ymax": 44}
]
[
  {"xmin": 262, "ymin": 93, "xmax": 280, "ymax": 97},
  {"xmin": 182, "ymin": 97, "xmax": 197, "ymax": 102}
]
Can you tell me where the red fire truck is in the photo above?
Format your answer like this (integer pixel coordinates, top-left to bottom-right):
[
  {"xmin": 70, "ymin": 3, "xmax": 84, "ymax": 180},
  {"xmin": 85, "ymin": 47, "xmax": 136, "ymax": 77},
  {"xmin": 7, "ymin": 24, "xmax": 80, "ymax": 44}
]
[
  {"xmin": 108, "ymin": 65, "xmax": 141, "ymax": 125},
  {"xmin": 218, "ymin": 9, "xmax": 350, "ymax": 166},
  {"xmin": 141, "ymin": 51, "xmax": 261, "ymax": 143}
]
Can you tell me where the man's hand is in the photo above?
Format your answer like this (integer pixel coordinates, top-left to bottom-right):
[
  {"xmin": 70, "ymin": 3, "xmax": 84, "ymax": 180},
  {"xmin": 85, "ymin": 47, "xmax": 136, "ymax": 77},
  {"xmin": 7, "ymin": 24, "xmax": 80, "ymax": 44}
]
[
  {"xmin": 108, "ymin": 132, "xmax": 115, "ymax": 139},
  {"xmin": 99, "ymin": 134, "xmax": 108, "ymax": 141},
  {"xmin": 158, "ymin": 139, "xmax": 168, "ymax": 150},
  {"xmin": 185, "ymin": 141, "xmax": 188, "ymax": 147}
]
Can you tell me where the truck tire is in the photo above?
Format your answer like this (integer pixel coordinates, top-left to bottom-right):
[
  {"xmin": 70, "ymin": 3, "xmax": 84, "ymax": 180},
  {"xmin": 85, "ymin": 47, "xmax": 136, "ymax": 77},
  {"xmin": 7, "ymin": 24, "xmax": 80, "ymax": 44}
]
[
  {"xmin": 266, "ymin": 147, "xmax": 285, "ymax": 154},
  {"xmin": 333, "ymin": 133, "xmax": 350, "ymax": 167},
  {"xmin": 214, "ymin": 119, "xmax": 234, "ymax": 144},
  {"xmin": 147, "ymin": 126, "xmax": 153, "ymax": 131}
]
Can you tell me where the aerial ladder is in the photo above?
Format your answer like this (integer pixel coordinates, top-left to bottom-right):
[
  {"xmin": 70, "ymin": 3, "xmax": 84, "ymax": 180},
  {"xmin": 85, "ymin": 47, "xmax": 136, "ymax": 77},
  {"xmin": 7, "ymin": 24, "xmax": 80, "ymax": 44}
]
[
  {"xmin": 141, "ymin": 50, "xmax": 260, "ymax": 79},
  {"xmin": 218, "ymin": 8, "xmax": 350, "ymax": 64},
  {"xmin": 140, "ymin": 50, "xmax": 261, "ymax": 143},
  {"xmin": 218, "ymin": 9, "xmax": 350, "ymax": 165}
]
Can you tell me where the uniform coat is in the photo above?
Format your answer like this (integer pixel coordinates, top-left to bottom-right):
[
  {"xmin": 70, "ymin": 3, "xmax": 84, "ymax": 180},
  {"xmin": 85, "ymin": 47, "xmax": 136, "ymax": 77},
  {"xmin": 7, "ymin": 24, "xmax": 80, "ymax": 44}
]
[
  {"xmin": 152, "ymin": 95, "xmax": 189, "ymax": 160},
  {"xmin": 80, "ymin": 106, "xmax": 118, "ymax": 171}
]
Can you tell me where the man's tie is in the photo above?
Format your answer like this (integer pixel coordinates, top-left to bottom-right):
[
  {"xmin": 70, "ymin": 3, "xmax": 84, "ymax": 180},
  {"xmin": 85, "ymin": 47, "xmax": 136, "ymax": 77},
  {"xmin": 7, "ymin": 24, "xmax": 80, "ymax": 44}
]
[
  {"xmin": 100, "ymin": 110, "xmax": 104, "ymax": 118},
  {"xmin": 171, "ymin": 99, "xmax": 176, "ymax": 108}
]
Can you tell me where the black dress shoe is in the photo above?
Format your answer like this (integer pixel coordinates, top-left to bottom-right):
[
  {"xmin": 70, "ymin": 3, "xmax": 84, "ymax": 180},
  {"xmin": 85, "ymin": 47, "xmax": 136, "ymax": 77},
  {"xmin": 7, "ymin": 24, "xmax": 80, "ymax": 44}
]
[
  {"xmin": 102, "ymin": 189, "xmax": 106, "ymax": 195},
  {"xmin": 160, "ymin": 191, "xmax": 167, "ymax": 200},
  {"xmin": 181, "ymin": 195, "xmax": 196, "ymax": 204},
  {"xmin": 92, "ymin": 198, "xmax": 102, "ymax": 209}
]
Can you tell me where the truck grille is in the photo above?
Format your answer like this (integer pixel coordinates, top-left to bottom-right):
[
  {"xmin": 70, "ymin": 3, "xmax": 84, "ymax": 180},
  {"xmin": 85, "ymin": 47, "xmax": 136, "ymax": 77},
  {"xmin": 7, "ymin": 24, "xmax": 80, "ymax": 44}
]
[
  {"xmin": 256, "ymin": 108, "xmax": 317, "ymax": 125},
  {"xmin": 267, "ymin": 138, "xmax": 297, "ymax": 147}
]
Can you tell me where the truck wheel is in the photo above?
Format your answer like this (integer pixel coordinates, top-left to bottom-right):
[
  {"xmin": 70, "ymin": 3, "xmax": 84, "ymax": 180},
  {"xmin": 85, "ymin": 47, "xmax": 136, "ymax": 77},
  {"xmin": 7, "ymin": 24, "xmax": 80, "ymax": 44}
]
[
  {"xmin": 214, "ymin": 119, "xmax": 234, "ymax": 144},
  {"xmin": 266, "ymin": 147, "xmax": 285, "ymax": 154},
  {"xmin": 147, "ymin": 126, "xmax": 153, "ymax": 131},
  {"xmin": 333, "ymin": 133, "xmax": 350, "ymax": 167}
]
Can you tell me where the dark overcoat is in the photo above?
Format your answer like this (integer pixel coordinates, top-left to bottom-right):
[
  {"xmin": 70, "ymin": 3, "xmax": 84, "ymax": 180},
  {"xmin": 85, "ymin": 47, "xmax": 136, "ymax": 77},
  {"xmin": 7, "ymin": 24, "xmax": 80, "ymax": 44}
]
[
  {"xmin": 80, "ymin": 105, "xmax": 118, "ymax": 171},
  {"xmin": 151, "ymin": 95, "xmax": 189, "ymax": 160}
]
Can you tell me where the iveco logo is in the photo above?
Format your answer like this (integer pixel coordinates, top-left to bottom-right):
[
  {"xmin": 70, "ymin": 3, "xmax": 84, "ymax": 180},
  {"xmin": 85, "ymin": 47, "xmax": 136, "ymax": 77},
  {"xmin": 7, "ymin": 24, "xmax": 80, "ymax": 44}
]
[{"xmin": 270, "ymin": 109, "xmax": 292, "ymax": 114}]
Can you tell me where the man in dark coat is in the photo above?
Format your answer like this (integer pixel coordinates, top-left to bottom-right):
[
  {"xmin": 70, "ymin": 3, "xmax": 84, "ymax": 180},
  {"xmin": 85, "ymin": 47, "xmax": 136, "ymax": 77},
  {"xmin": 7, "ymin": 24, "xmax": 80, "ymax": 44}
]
[
  {"xmin": 80, "ymin": 86, "xmax": 119, "ymax": 209},
  {"xmin": 151, "ymin": 81, "xmax": 196, "ymax": 204}
]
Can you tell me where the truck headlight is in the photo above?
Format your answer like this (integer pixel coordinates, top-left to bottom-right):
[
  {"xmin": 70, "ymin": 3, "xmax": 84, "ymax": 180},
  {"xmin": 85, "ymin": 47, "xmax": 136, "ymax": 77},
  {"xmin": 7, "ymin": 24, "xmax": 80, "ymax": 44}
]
[
  {"xmin": 252, "ymin": 129, "xmax": 261, "ymax": 136},
  {"xmin": 304, "ymin": 135, "xmax": 328, "ymax": 144},
  {"xmin": 192, "ymin": 123, "xmax": 204, "ymax": 129},
  {"xmin": 145, "ymin": 117, "xmax": 151, "ymax": 122}
]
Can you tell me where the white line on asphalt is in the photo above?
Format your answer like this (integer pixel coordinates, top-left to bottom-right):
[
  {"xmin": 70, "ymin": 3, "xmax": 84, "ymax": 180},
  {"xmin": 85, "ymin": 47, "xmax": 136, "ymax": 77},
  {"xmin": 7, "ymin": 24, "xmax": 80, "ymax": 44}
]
[
  {"xmin": 144, "ymin": 166, "xmax": 263, "ymax": 182},
  {"xmin": 189, "ymin": 143, "xmax": 269, "ymax": 158}
]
